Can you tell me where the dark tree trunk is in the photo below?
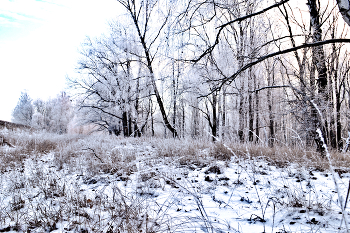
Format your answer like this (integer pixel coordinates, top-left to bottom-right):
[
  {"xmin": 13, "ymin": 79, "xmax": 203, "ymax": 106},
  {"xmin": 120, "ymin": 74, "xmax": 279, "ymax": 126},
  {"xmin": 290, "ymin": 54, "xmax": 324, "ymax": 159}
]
[
  {"xmin": 222, "ymin": 88, "xmax": 226, "ymax": 140},
  {"xmin": 267, "ymin": 64, "xmax": 275, "ymax": 147},
  {"xmin": 248, "ymin": 64, "xmax": 253, "ymax": 142},
  {"xmin": 212, "ymin": 92, "xmax": 218, "ymax": 141},
  {"xmin": 147, "ymin": 55, "xmax": 178, "ymax": 137},
  {"xmin": 238, "ymin": 23, "xmax": 245, "ymax": 143},
  {"xmin": 306, "ymin": 52, "xmax": 317, "ymax": 148},
  {"xmin": 172, "ymin": 61, "xmax": 177, "ymax": 137},
  {"xmin": 128, "ymin": 112, "xmax": 132, "ymax": 136},
  {"xmin": 255, "ymin": 74, "xmax": 260, "ymax": 143},
  {"xmin": 307, "ymin": 0, "xmax": 328, "ymax": 154},
  {"xmin": 307, "ymin": 0, "xmax": 328, "ymax": 95},
  {"xmin": 336, "ymin": 101, "xmax": 343, "ymax": 149},
  {"xmin": 248, "ymin": 17, "xmax": 255, "ymax": 143},
  {"xmin": 238, "ymin": 95, "xmax": 244, "ymax": 142},
  {"xmin": 192, "ymin": 98, "xmax": 199, "ymax": 138},
  {"xmin": 125, "ymin": 0, "xmax": 178, "ymax": 137},
  {"xmin": 267, "ymin": 88, "xmax": 274, "ymax": 147},
  {"xmin": 248, "ymin": 93, "xmax": 254, "ymax": 142},
  {"xmin": 122, "ymin": 112, "xmax": 128, "ymax": 137},
  {"xmin": 328, "ymin": 41, "xmax": 339, "ymax": 148},
  {"xmin": 150, "ymin": 98, "xmax": 155, "ymax": 137},
  {"xmin": 182, "ymin": 99, "xmax": 185, "ymax": 138},
  {"xmin": 333, "ymin": 43, "xmax": 343, "ymax": 150}
]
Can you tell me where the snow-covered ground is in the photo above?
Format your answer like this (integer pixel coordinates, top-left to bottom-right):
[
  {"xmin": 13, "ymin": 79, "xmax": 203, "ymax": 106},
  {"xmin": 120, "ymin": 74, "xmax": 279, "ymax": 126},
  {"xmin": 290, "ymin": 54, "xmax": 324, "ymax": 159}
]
[{"xmin": 0, "ymin": 135, "xmax": 350, "ymax": 232}]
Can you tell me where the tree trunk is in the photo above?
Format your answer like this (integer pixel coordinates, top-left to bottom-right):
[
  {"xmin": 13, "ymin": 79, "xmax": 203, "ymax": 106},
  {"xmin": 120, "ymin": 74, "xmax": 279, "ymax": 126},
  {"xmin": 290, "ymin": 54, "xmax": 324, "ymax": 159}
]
[
  {"xmin": 255, "ymin": 71, "xmax": 260, "ymax": 143},
  {"xmin": 308, "ymin": 0, "xmax": 328, "ymax": 154},
  {"xmin": 147, "ymin": 56, "xmax": 178, "ymax": 137},
  {"xmin": 238, "ymin": 95, "xmax": 244, "ymax": 142},
  {"xmin": 122, "ymin": 112, "xmax": 128, "ymax": 137},
  {"xmin": 248, "ymin": 53, "xmax": 253, "ymax": 143},
  {"xmin": 182, "ymin": 99, "xmax": 185, "ymax": 138},
  {"xmin": 128, "ymin": 112, "xmax": 132, "ymax": 137},
  {"xmin": 248, "ymin": 95, "xmax": 253, "ymax": 142},
  {"xmin": 212, "ymin": 92, "xmax": 218, "ymax": 141},
  {"xmin": 222, "ymin": 88, "xmax": 226, "ymax": 140},
  {"xmin": 248, "ymin": 16, "xmax": 255, "ymax": 143},
  {"xmin": 238, "ymin": 22, "xmax": 245, "ymax": 143},
  {"xmin": 331, "ymin": 36, "xmax": 343, "ymax": 150},
  {"xmin": 217, "ymin": 91, "xmax": 221, "ymax": 139},
  {"xmin": 172, "ymin": 61, "xmax": 177, "ymax": 137},
  {"xmin": 267, "ymin": 70, "xmax": 275, "ymax": 147},
  {"xmin": 192, "ymin": 98, "xmax": 199, "ymax": 138},
  {"xmin": 126, "ymin": 0, "xmax": 178, "ymax": 137},
  {"xmin": 306, "ymin": 51, "xmax": 317, "ymax": 148},
  {"xmin": 267, "ymin": 90, "xmax": 274, "ymax": 147},
  {"xmin": 150, "ymin": 97, "xmax": 155, "ymax": 137}
]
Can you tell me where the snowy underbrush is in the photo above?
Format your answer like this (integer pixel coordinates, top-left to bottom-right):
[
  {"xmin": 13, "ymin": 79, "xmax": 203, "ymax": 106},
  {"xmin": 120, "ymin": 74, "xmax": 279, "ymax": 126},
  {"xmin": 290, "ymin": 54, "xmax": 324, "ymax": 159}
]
[{"xmin": 0, "ymin": 129, "xmax": 350, "ymax": 232}]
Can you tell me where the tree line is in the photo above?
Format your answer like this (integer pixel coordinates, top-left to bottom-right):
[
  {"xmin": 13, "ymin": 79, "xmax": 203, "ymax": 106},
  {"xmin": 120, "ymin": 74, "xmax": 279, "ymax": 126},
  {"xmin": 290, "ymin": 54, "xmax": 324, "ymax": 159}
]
[{"xmin": 12, "ymin": 91, "xmax": 72, "ymax": 134}]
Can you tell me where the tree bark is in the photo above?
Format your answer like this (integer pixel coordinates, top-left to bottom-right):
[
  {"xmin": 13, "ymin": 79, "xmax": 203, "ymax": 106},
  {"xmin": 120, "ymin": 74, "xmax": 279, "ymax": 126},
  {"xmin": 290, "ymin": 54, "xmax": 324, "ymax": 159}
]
[
  {"xmin": 307, "ymin": 0, "xmax": 328, "ymax": 154},
  {"xmin": 192, "ymin": 98, "xmax": 199, "ymax": 138},
  {"xmin": 254, "ymin": 66, "xmax": 260, "ymax": 143},
  {"xmin": 248, "ymin": 91, "xmax": 254, "ymax": 142},
  {"xmin": 337, "ymin": 0, "xmax": 350, "ymax": 26},
  {"xmin": 238, "ymin": 22, "xmax": 245, "ymax": 143},
  {"xmin": 122, "ymin": 112, "xmax": 128, "ymax": 137},
  {"xmin": 222, "ymin": 88, "xmax": 226, "ymax": 140},
  {"xmin": 266, "ymin": 61, "xmax": 275, "ymax": 147},
  {"xmin": 212, "ymin": 92, "xmax": 218, "ymax": 141},
  {"xmin": 248, "ymin": 20, "xmax": 255, "ymax": 143}
]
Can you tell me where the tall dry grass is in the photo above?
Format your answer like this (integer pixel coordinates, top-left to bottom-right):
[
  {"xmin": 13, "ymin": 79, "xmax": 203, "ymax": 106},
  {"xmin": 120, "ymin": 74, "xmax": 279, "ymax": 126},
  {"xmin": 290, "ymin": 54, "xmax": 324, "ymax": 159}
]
[
  {"xmin": 1, "ymin": 128, "xmax": 350, "ymax": 232},
  {"xmin": 2, "ymin": 127, "xmax": 349, "ymax": 175},
  {"xmin": 210, "ymin": 141, "xmax": 350, "ymax": 172}
]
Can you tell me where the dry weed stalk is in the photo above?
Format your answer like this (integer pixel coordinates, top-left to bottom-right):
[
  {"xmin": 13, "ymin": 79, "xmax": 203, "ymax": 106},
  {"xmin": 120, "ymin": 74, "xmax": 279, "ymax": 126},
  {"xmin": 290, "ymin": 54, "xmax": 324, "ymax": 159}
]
[{"xmin": 317, "ymin": 128, "xmax": 349, "ymax": 232}]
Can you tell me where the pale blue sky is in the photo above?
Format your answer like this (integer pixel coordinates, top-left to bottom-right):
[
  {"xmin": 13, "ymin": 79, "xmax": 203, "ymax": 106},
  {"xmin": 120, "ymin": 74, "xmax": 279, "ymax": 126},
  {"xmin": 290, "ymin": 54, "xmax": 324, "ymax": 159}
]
[{"xmin": 0, "ymin": 0, "xmax": 121, "ymax": 121}]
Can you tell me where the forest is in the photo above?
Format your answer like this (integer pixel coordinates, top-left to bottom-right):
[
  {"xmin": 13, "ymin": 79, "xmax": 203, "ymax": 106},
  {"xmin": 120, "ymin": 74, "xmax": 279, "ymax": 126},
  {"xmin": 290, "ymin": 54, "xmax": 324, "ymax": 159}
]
[
  {"xmin": 67, "ymin": 0, "xmax": 350, "ymax": 153},
  {"xmin": 9, "ymin": 0, "xmax": 350, "ymax": 153}
]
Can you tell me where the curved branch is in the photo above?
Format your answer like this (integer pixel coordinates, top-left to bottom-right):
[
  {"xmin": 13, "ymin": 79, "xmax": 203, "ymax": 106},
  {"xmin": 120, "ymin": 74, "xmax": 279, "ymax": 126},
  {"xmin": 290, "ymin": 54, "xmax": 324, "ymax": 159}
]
[{"xmin": 219, "ymin": 39, "xmax": 350, "ymax": 88}]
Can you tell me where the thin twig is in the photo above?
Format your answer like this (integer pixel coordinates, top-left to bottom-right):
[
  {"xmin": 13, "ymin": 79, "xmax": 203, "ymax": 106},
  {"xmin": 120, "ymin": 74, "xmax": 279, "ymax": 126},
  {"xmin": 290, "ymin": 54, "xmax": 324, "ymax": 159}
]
[
  {"xmin": 83, "ymin": 148, "xmax": 104, "ymax": 163},
  {"xmin": 344, "ymin": 180, "xmax": 350, "ymax": 209}
]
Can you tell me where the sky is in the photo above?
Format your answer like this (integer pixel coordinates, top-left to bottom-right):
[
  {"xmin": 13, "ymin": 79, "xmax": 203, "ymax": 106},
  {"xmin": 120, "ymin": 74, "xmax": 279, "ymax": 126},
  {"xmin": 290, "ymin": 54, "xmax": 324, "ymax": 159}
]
[{"xmin": 0, "ymin": 0, "xmax": 121, "ymax": 121}]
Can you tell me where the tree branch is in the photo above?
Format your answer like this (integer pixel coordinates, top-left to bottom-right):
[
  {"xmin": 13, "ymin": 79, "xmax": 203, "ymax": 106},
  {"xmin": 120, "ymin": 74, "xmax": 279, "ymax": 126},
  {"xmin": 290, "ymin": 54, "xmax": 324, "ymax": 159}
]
[
  {"xmin": 219, "ymin": 39, "xmax": 350, "ymax": 89},
  {"xmin": 190, "ymin": 0, "xmax": 290, "ymax": 62},
  {"xmin": 249, "ymin": 85, "xmax": 292, "ymax": 93},
  {"xmin": 217, "ymin": 0, "xmax": 290, "ymax": 29}
]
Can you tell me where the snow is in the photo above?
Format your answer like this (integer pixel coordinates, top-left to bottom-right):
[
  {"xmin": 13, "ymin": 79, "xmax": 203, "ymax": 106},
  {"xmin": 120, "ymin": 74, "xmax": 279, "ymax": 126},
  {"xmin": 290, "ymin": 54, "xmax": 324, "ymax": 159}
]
[{"xmin": 0, "ymin": 139, "xmax": 349, "ymax": 232}]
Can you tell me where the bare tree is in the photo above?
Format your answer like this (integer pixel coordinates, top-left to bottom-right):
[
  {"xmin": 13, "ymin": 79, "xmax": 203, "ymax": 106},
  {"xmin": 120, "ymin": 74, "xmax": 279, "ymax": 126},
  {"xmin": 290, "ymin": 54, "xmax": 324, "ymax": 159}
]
[
  {"xmin": 12, "ymin": 91, "xmax": 33, "ymax": 126},
  {"xmin": 116, "ymin": 0, "xmax": 178, "ymax": 137},
  {"xmin": 71, "ymin": 27, "xmax": 150, "ymax": 136}
]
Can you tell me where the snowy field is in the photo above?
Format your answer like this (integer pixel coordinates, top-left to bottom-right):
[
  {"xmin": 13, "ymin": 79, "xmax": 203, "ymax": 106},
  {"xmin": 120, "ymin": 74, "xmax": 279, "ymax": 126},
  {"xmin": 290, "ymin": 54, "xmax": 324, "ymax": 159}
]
[{"xmin": 1, "ymin": 129, "xmax": 350, "ymax": 232}]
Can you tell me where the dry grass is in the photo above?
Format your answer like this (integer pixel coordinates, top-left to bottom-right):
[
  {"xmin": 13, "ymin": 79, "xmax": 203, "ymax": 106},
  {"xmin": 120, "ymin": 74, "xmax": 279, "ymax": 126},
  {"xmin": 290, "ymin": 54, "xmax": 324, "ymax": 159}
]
[
  {"xmin": 0, "ymin": 129, "xmax": 82, "ymax": 172},
  {"xmin": 210, "ymin": 141, "xmax": 350, "ymax": 172},
  {"xmin": 3, "ymin": 127, "xmax": 348, "ymax": 174},
  {"xmin": 1, "ymin": 129, "xmax": 350, "ymax": 232}
]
